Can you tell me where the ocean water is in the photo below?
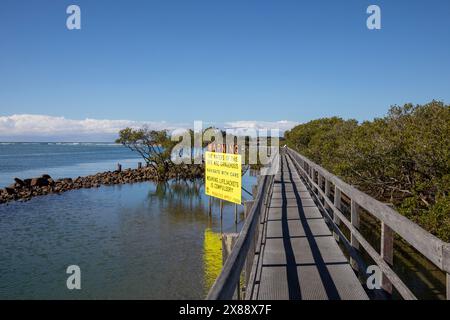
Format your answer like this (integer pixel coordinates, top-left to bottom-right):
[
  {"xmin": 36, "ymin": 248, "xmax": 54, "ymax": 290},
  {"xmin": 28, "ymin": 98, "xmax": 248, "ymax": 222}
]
[
  {"xmin": 0, "ymin": 142, "xmax": 141, "ymax": 188},
  {"xmin": 0, "ymin": 142, "xmax": 256, "ymax": 299}
]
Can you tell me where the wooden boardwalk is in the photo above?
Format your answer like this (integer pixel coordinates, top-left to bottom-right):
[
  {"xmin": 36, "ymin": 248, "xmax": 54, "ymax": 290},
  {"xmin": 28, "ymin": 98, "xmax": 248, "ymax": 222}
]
[
  {"xmin": 251, "ymin": 154, "xmax": 368, "ymax": 300},
  {"xmin": 207, "ymin": 148, "xmax": 450, "ymax": 301}
]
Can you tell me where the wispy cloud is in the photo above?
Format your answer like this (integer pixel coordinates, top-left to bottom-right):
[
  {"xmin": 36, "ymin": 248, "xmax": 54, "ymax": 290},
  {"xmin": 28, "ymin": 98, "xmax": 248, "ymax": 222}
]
[
  {"xmin": 0, "ymin": 114, "xmax": 299, "ymax": 142},
  {"xmin": 0, "ymin": 114, "xmax": 187, "ymax": 142}
]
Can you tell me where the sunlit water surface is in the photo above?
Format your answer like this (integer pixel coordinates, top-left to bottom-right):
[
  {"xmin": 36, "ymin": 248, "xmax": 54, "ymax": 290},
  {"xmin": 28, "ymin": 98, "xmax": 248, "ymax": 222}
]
[
  {"xmin": 0, "ymin": 178, "xmax": 255, "ymax": 299},
  {"xmin": 0, "ymin": 143, "xmax": 256, "ymax": 299}
]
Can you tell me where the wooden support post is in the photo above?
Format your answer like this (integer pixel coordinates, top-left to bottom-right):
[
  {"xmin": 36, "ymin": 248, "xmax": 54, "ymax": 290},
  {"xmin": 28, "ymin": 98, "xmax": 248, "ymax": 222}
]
[
  {"xmin": 304, "ymin": 164, "xmax": 309, "ymax": 184},
  {"xmin": 311, "ymin": 168, "xmax": 317, "ymax": 194},
  {"xmin": 350, "ymin": 199, "xmax": 360, "ymax": 271},
  {"xmin": 117, "ymin": 163, "xmax": 122, "ymax": 172},
  {"xmin": 325, "ymin": 180, "xmax": 330, "ymax": 209},
  {"xmin": 333, "ymin": 186, "xmax": 341, "ymax": 242},
  {"xmin": 137, "ymin": 162, "xmax": 142, "ymax": 169},
  {"xmin": 252, "ymin": 185, "xmax": 258, "ymax": 199},
  {"xmin": 222, "ymin": 233, "xmax": 240, "ymax": 299},
  {"xmin": 381, "ymin": 222, "xmax": 394, "ymax": 295},
  {"xmin": 237, "ymin": 279, "xmax": 241, "ymax": 300},
  {"xmin": 323, "ymin": 179, "xmax": 331, "ymax": 225},
  {"xmin": 447, "ymin": 273, "xmax": 450, "ymax": 300},
  {"xmin": 317, "ymin": 174, "xmax": 323, "ymax": 203},
  {"xmin": 222, "ymin": 233, "xmax": 239, "ymax": 265},
  {"xmin": 309, "ymin": 167, "xmax": 313, "ymax": 189},
  {"xmin": 244, "ymin": 200, "xmax": 254, "ymax": 219},
  {"xmin": 208, "ymin": 196, "xmax": 212, "ymax": 216}
]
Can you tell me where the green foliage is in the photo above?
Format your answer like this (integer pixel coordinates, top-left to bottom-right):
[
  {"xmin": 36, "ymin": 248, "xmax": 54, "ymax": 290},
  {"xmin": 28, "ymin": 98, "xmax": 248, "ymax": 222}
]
[
  {"xmin": 116, "ymin": 127, "xmax": 181, "ymax": 181},
  {"xmin": 116, "ymin": 127, "xmax": 224, "ymax": 181},
  {"xmin": 285, "ymin": 101, "xmax": 450, "ymax": 241}
]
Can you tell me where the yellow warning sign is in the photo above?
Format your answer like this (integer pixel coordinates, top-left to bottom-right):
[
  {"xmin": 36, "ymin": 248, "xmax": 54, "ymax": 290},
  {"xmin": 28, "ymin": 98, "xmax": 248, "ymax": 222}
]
[{"xmin": 205, "ymin": 151, "xmax": 242, "ymax": 205}]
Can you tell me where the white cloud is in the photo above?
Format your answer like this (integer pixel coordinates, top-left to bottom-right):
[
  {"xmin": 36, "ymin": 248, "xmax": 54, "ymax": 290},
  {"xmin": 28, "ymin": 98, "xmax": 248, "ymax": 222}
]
[
  {"xmin": 0, "ymin": 114, "xmax": 188, "ymax": 142},
  {"xmin": 0, "ymin": 114, "xmax": 299, "ymax": 142}
]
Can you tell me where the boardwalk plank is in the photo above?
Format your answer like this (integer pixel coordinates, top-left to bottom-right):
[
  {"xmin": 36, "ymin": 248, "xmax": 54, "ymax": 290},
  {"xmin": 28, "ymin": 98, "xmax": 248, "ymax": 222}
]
[{"xmin": 252, "ymin": 154, "xmax": 369, "ymax": 300}]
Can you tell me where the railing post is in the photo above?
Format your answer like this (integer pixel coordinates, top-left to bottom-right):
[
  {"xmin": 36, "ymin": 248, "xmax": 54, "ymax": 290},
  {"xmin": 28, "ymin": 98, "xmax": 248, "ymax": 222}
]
[
  {"xmin": 443, "ymin": 243, "xmax": 450, "ymax": 300},
  {"xmin": 317, "ymin": 174, "xmax": 321, "ymax": 200},
  {"xmin": 446, "ymin": 273, "xmax": 450, "ymax": 300},
  {"xmin": 303, "ymin": 162, "xmax": 308, "ymax": 180},
  {"xmin": 312, "ymin": 169, "xmax": 318, "ymax": 194},
  {"xmin": 381, "ymin": 222, "xmax": 394, "ymax": 295},
  {"xmin": 325, "ymin": 180, "xmax": 330, "ymax": 207},
  {"xmin": 222, "ymin": 233, "xmax": 239, "ymax": 265},
  {"xmin": 252, "ymin": 185, "xmax": 258, "ymax": 199},
  {"xmin": 208, "ymin": 196, "xmax": 212, "ymax": 216},
  {"xmin": 222, "ymin": 233, "xmax": 240, "ymax": 299},
  {"xmin": 350, "ymin": 199, "xmax": 360, "ymax": 271},
  {"xmin": 447, "ymin": 273, "xmax": 450, "ymax": 300},
  {"xmin": 333, "ymin": 186, "xmax": 341, "ymax": 242},
  {"xmin": 324, "ymin": 179, "xmax": 331, "ymax": 225},
  {"xmin": 237, "ymin": 279, "xmax": 241, "ymax": 300},
  {"xmin": 244, "ymin": 200, "xmax": 254, "ymax": 219}
]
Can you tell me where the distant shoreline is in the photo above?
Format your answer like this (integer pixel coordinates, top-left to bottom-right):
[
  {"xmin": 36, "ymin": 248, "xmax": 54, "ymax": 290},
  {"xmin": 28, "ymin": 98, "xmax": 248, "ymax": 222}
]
[{"xmin": 0, "ymin": 142, "xmax": 121, "ymax": 144}]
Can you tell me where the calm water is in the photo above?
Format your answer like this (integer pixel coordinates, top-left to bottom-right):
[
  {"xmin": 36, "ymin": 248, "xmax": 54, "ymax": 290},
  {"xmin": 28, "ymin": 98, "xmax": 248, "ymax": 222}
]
[
  {"xmin": 0, "ymin": 142, "xmax": 142, "ymax": 188},
  {"xmin": 0, "ymin": 143, "xmax": 256, "ymax": 299}
]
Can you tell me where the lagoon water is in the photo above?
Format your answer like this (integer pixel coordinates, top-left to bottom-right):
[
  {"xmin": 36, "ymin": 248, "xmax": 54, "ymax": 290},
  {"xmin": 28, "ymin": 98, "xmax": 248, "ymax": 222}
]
[{"xmin": 0, "ymin": 143, "xmax": 255, "ymax": 299}]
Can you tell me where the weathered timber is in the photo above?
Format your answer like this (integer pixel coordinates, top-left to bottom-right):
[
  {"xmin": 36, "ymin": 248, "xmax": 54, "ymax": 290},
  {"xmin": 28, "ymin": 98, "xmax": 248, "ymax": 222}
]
[{"xmin": 287, "ymin": 147, "xmax": 450, "ymax": 300}]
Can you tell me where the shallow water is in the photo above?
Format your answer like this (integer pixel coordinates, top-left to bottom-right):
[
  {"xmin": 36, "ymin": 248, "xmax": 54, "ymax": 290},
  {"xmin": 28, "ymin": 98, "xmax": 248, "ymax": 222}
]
[
  {"xmin": 0, "ymin": 176, "xmax": 255, "ymax": 299},
  {"xmin": 0, "ymin": 142, "xmax": 257, "ymax": 299}
]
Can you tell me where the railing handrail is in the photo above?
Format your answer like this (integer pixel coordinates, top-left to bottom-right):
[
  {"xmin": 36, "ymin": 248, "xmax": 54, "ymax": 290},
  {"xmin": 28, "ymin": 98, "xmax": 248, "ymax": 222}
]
[
  {"xmin": 287, "ymin": 147, "xmax": 450, "ymax": 299},
  {"xmin": 287, "ymin": 148, "xmax": 449, "ymax": 271},
  {"xmin": 206, "ymin": 173, "xmax": 273, "ymax": 300}
]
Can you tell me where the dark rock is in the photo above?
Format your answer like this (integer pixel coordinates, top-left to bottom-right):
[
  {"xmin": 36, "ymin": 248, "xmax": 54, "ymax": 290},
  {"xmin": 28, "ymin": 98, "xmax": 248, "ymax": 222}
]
[
  {"xmin": 5, "ymin": 187, "xmax": 16, "ymax": 195},
  {"xmin": 31, "ymin": 177, "xmax": 49, "ymax": 187},
  {"xmin": 1, "ymin": 165, "xmax": 164, "ymax": 205},
  {"xmin": 14, "ymin": 178, "xmax": 25, "ymax": 187},
  {"xmin": 30, "ymin": 178, "xmax": 39, "ymax": 187}
]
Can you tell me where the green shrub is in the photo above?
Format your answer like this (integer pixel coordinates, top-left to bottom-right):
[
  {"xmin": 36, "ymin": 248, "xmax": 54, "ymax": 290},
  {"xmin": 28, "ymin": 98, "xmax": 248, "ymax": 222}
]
[{"xmin": 285, "ymin": 101, "xmax": 450, "ymax": 241}]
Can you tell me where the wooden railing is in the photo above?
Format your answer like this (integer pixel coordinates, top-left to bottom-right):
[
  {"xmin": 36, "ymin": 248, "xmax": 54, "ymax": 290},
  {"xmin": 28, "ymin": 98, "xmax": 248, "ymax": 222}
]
[
  {"xmin": 287, "ymin": 147, "xmax": 450, "ymax": 300},
  {"xmin": 206, "ymin": 173, "xmax": 274, "ymax": 300}
]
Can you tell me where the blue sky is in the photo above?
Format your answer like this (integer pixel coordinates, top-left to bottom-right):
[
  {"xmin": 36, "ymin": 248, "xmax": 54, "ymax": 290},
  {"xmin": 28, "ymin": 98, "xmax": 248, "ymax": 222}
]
[{"xmin": 0, "ymin": 0, "xmax": 449, "ymax": 140}]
